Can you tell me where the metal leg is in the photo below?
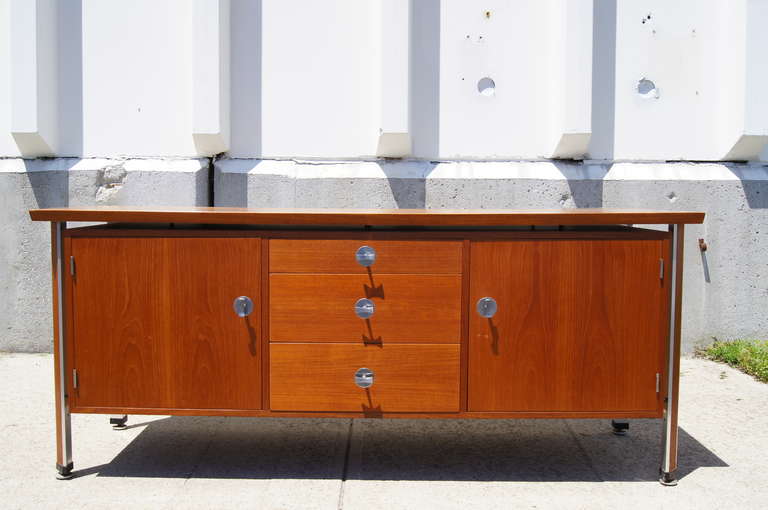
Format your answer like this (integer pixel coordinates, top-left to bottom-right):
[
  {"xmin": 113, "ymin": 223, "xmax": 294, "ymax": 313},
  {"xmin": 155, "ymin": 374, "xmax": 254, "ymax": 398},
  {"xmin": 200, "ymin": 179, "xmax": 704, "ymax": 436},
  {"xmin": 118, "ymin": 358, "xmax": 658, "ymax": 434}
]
[
  {"xmin": 54, "ymin": 222, "xmax": 73, "ymax": 480},
  {"xmin": 110, "ymin": 415, "xmax": 128, "ymax": 430},
  {"xmin": 660, "ymin": 224, "xmax": 683, "ymax": 486},
  {"xmin": 56, "ymin": 462, "xmax": 73, "ymax": 480},
  {"xmin": 611, "ymin": 420, "xmax": 629, "ymax": 436}
]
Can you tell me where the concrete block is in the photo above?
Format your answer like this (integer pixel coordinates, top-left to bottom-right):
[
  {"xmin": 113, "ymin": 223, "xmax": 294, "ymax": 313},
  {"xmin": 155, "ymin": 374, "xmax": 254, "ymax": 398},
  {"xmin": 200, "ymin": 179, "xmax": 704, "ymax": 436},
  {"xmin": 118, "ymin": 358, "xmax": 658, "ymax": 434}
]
[
  {"xmin": 215, "ymin": 159, "xmax": 426, "ymax": 208},
  {"xmin": 0, "ymin": 158, "xmax": 208, "ymax": 352}
]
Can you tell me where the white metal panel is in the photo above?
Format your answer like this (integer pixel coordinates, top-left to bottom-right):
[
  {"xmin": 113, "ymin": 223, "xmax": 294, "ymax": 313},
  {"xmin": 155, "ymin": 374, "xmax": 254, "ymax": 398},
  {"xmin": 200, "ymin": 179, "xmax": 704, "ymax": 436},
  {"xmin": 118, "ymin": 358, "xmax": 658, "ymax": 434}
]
[
  {"xmin": 81, "ymin": 0, "xmax": 195, "ymax": 157},
  {"xmin": 549, "ymin": 0, "xmax": 593, "ymax": 159},
  {"xmin": 0, "ymin": 0, "xmax": 15, "ymax": 156},
  {"xmin": 9, "ymin": 0, "xmax": 58, "ymax": 156},
  {"xmin": 726, "ymin": 0, "xmax": 768, "ymax": 161},
  {"xmin": 439, "ymin": 0, "xmax": 589, "ymax": 160},
  {"xmin": 192, "ymin": 0, "xmax": 230, "ymax": 155},
  {"xmin": 609, "ymin": 0, "xmax": 743, "ymax": 161},
  {"xmin": 257, "ymin": 0, "xmax": 379, "ymax": 159},
  {"xmin": 0, "ymin": 0, "xmax": 766, "ymax": 161},
  {"xmin": 377, "ymin": 0, "xmax": 411, "ymax": 157}
]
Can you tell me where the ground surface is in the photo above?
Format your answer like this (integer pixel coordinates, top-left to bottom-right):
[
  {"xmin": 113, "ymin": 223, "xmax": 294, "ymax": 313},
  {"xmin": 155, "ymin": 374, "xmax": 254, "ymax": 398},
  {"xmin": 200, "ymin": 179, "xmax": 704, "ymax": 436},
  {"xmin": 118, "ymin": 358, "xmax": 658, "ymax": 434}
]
[{"xmin": 0, "ymin": 354, "xmax": 766, "ymax": 510}]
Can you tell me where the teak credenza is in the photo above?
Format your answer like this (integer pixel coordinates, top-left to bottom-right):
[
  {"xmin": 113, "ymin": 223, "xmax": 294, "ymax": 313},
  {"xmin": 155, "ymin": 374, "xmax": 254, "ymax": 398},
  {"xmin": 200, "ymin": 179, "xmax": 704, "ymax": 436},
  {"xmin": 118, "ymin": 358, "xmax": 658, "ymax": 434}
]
[{"xmin": 29, "ymin": 207, "xmax": 705, "ymax": 484}]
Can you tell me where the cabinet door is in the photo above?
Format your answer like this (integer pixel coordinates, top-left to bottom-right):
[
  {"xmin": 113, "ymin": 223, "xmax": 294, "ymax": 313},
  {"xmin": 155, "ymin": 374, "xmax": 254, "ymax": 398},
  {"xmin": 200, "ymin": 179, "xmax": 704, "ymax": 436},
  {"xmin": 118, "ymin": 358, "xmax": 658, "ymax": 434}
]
[
  {"xmin": 71, "ymin": 237, "xmax": 261, "ymax": 410},
  {"xmin": 468, "ymin": 239, "xmax": 666, "ymax": 413}
]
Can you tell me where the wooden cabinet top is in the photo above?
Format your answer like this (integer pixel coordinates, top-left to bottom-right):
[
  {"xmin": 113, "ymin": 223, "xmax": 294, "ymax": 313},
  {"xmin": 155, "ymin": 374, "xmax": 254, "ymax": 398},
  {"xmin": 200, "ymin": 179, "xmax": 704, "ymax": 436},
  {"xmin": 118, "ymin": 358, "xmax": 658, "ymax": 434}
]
[{"xmin": 29, "ymin": 206, "xmax": 704, "ymax": 226}]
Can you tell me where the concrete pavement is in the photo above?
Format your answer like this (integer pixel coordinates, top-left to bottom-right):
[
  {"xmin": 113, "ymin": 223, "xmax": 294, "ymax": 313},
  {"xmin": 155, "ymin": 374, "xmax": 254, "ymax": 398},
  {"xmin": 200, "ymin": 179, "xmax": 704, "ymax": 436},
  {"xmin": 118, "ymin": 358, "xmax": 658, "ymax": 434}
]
[{"xmin": 0, "ymin": 353, "xmax": 766, "ymax": 509}]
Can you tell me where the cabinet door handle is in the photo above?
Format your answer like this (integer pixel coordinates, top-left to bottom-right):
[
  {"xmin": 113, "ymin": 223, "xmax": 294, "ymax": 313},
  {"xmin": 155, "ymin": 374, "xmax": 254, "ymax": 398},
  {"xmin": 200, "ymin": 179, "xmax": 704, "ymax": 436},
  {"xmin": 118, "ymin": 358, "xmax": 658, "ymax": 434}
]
[
  {"xmin": 354, "ymin": 298, "xmax": 375, "ymax": 319},
  {"xmin": 355, "ymin": 245, "xmax": 376, "ymax": 267},
  {"xmin": 354, "ymin": 367, "xmax": 374, "ymax": 388},
  {"xmin": 476, "ymin": 297, "xmax": 498, "ymax": 318},
  {"xmin": 233, "ymin": 296, "xmax": 254, "ymax": 317}
]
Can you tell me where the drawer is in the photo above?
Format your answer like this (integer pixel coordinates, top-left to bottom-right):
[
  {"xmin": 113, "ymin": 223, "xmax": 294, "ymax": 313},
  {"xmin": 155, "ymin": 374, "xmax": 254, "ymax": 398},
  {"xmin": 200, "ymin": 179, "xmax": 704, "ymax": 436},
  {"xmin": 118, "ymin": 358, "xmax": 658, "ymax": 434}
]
[
  {"xmin": 269, "ymin": 274, "xmax": 461, "ymax": 343},
  {"xmin": 269, "ymin": 239, "xmax": 463, "ymax": 273},
  {"xmin": 269, "ymin": 343, "xmax": 460, "ymax": 412}
]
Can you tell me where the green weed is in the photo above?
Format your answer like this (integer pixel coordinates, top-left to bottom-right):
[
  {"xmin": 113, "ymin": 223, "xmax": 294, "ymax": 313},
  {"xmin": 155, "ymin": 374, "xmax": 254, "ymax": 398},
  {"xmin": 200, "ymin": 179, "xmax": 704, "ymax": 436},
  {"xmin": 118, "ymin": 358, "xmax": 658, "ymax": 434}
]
[{"xmin": 702, "ymin": 339, "xmax": 768, "ymax": 383}]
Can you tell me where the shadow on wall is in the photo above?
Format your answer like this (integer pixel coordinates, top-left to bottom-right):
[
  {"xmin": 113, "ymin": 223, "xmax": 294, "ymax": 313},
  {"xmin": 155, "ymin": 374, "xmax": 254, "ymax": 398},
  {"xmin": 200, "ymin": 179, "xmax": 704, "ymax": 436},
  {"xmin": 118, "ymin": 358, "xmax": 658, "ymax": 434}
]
[
  {"xmin": 554, "ymin": 161, "xmax": 607, "ymax": 208},
  {"xmin": 410, "ymin": 0, "xmax": 441, "ymax": 159},
  {"xmin": 214, "ymin": 159, "xmax": 250, "ymax": 207},
  {"xmin": 25, "ymin": 160, "xmax": 72, "ymax": 210},
  {"xmin": 58, "ymin": 0, "xmax": 84, "ymax": 156},
  {"xmin": 379, "ymin": 161, "xmax": 435, "ymax": 209},
  {"xmin": 229, "ymin": 0, "xmax": 262, "ymax": 158},
  {"xmin": 726, "ymin": 164, "xmax": 768, "ymax": 209},
  {"xmin": 75, "ymin": 416, "xmax": 726, "ymax": 482},
  {"xmin": 589, "ymin": 0, "xmax": 617, "ymax": 160}
]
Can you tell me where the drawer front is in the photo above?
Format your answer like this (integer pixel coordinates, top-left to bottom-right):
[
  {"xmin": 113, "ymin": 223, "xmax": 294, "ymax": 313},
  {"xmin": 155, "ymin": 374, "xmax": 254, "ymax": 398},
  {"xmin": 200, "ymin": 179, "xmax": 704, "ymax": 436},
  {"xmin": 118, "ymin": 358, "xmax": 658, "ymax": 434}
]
[
  {"xmin": 269, "ymin": 274, "xmax": 461, "ymax": 343},
  {"xmin": 269, "ymin": 343, "xmax": 460, "ymax": 412},
  {"xmin": 269, "ymin": 239, "xmax": 463, "ymax": 274}
]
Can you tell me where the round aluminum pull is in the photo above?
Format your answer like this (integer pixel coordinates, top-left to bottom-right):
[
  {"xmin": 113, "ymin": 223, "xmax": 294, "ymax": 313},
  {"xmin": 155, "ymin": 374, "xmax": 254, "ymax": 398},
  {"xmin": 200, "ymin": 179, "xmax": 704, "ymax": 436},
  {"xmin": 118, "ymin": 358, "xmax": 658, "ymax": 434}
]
[
  {"xmin": 476, "ymin": 297, "xmax": 497, "ymax": 318},
  {"xmin": 354, "ymin": 298, "xmax": 375, "ymax": 319},
  {"xmin": 355, "ymin": 245, "xmax": 376, "ymax": 267},
  {"xmin": 354, "ymin": 367, "xmax": 374, "ymax": 388},
  {"xmin": 233, "ymin": 296, "xmax": 254, "ymax": 317}
]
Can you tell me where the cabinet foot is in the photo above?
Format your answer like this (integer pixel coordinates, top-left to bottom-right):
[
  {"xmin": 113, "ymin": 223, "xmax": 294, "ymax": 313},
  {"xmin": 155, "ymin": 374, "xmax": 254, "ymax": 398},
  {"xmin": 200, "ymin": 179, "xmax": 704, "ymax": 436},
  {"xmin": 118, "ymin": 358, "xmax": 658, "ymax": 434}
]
[
  {"xmin": 56, "ymin": 462, "xmax": 73, "ymax": 480},
  {"xmin": 110, "ymin": 415, "xmax": 128, "ymax": 430},
  {"xmin": 659, "ymin": 470, "xmax": 678, "ymax": 486},
  {"xmin": 611, "ymin": 420, "xmax": 629, "ymax": 436}
]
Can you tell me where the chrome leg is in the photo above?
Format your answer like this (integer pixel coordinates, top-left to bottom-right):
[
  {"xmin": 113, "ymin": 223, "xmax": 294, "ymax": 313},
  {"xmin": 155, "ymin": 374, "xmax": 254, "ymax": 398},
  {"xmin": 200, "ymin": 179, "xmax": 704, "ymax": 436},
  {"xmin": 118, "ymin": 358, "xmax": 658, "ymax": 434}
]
[
  {"xmin": 55, "ymin": 222, "xmax": 73, "ymax": 480},
  {"xmin": 660, "ymin": 223, "xmax": 682, "ymax": 486},
  {"xmin": 110, "ymin": 415, "xmax": 128, "ymax": 430}
]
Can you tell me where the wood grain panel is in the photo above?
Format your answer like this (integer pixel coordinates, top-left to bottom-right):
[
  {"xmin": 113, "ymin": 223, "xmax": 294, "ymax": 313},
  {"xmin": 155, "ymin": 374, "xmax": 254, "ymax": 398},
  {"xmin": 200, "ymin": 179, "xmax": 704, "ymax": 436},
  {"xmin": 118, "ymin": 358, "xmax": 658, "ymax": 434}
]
[
  {"xmin": 71, "ymin": 237, "xmax": 262, "ymax": 410},
  {"xmin": 71, "ymin": 237, "xmax": 168, "ymax": 408},
  {"xmin": 166, "ymin": 238, "xmax": 262, "ymax": 409},
  {"xmin": 269, "ymin": 343, "xmax": 460, "ymax": 412},
  {"xmin": 468, "ymin": 239, "xmax": 666, "ymax": 413},
  {"xmin": 30, "ymin": 206, "xmax": 706, "ymax": 227},
  {"xmin": 269, "ymin": 274, "xmax": 461, "ymax": 343},
  {"xmin": 269, "ymin": 239, "xmax": 462, "ymax": 273}
]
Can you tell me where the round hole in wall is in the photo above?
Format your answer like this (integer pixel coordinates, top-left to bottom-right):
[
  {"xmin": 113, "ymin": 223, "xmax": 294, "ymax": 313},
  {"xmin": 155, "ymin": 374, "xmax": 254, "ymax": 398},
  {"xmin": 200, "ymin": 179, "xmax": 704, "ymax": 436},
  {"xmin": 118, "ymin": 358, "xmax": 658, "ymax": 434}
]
[
  {"xmin": 477, "ymin": 77, "xmax": 496, "ymax": 96},
  {"xmin": 637, "ymin": 78, "xmax": 659, "ymax": 99}
]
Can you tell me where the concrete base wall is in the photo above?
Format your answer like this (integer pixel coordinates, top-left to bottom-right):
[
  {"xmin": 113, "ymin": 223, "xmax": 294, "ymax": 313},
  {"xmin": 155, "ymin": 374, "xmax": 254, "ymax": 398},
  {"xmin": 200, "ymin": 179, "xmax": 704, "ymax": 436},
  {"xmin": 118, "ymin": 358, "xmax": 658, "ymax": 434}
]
[
  {"xmin": 0, "ymin": 158, "xmax": 209, "ymax": 352},
  {"xmin": 216, "ymin": 159, "xmax": 768, "ymax": 354}
]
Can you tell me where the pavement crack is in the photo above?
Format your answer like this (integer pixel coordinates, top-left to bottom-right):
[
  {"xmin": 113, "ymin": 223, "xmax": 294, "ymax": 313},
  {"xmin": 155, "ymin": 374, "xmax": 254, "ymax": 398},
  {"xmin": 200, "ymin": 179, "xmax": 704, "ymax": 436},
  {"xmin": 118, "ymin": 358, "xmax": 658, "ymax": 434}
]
[{"xmin": 337, "ymin": 419, "xmax": 354, "ymax": 510}]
